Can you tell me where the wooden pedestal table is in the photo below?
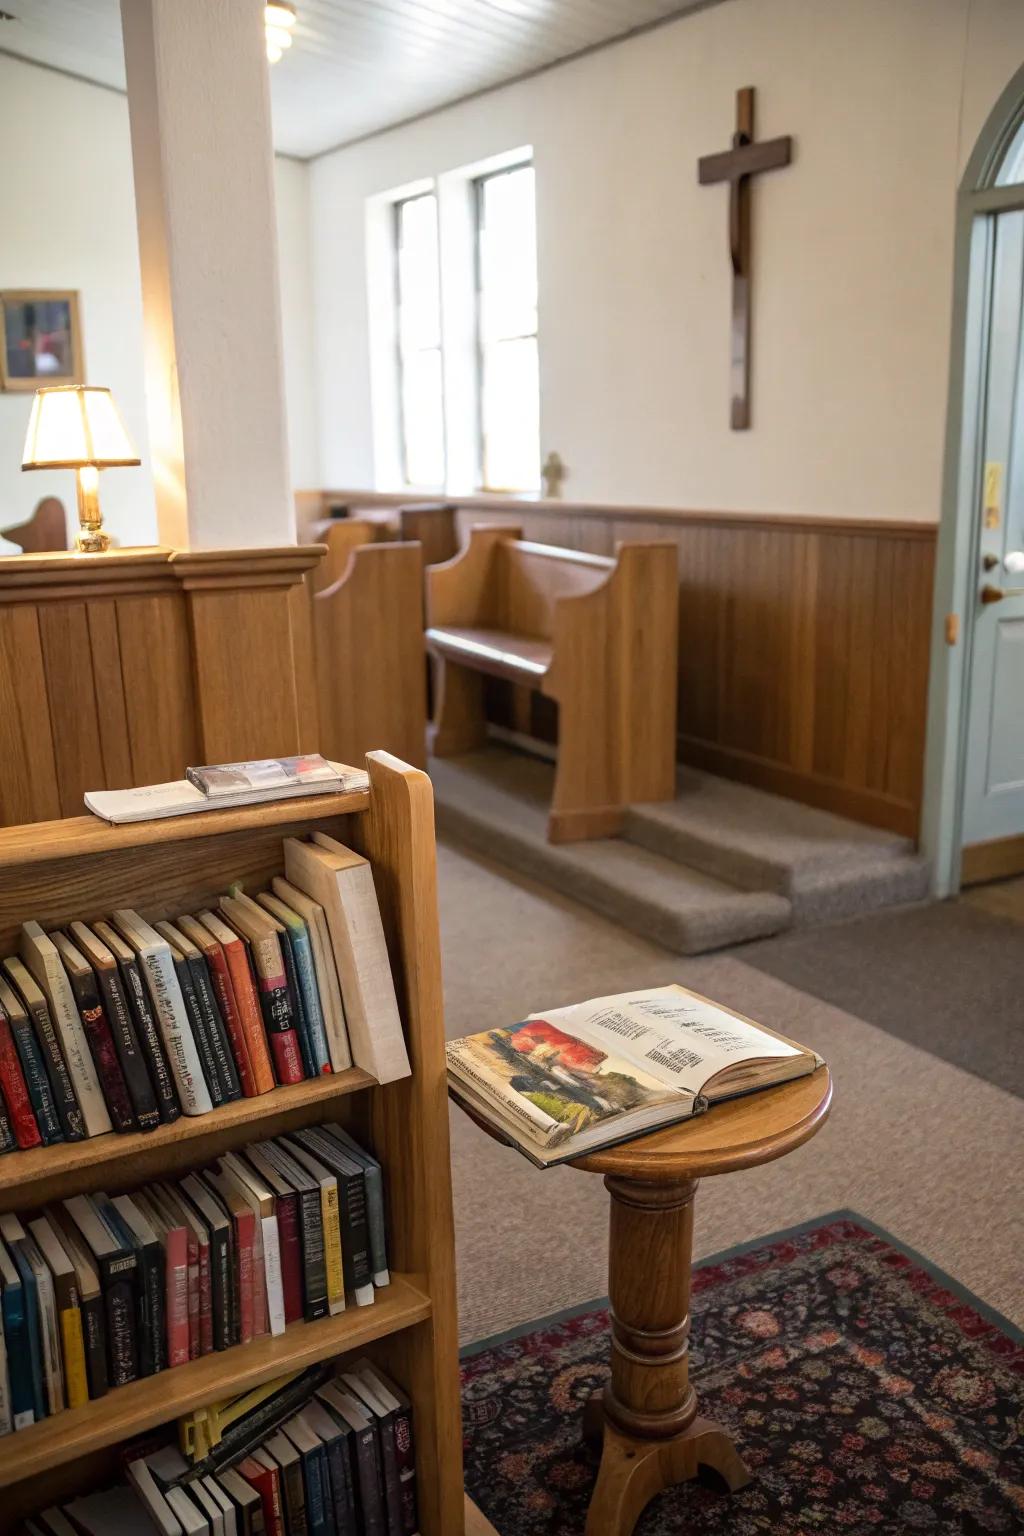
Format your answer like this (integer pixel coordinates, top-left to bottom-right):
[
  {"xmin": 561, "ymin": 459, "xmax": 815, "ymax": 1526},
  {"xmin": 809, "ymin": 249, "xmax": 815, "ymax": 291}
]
[{"xmin": 572, "ymin": 1067, "xmax": 832, "ymax": 1536}]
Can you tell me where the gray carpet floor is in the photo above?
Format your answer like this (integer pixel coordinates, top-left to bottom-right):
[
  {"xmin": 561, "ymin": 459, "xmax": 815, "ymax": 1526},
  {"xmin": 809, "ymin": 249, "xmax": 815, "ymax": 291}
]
[
  {"xmin": 436, "ymin": 838, "xmax": 1024, "ymax": 1346},
  {"xmin": 742, "ymin": 901, "xmax": 1024, "ymax": 1097}
]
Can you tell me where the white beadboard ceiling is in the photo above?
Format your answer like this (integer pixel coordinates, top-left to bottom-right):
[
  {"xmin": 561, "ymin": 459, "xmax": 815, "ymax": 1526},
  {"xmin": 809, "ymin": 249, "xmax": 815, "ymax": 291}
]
[{"xmin": 0, "ymin": 0, "xmax": 717, "ymax": 159}]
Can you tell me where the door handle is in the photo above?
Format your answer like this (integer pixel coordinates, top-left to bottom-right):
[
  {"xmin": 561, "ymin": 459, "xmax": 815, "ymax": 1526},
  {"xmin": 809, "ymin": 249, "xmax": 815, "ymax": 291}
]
[{"xmin": 980, "ymin": 583, "xmax": 1024, "ymax": 603}]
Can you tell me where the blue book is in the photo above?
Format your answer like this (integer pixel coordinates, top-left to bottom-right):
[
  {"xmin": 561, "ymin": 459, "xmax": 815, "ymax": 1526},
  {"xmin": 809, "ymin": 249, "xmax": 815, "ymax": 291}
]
[
  {"xmin": 0, "ymin": 1217, "xmax": 45, "ymax": 1423},
  {"xmin": 0, "ymin": 1236, "xmax": 34, "ymax": 1429},
  {"xmin": 257, "ymin": 893, "xmax": 332, "ymax": 1075},
  {"xmin": 1, "ymin": 994, "xmax": 63, "ymax": 1147},
  {"xmin": 283, "ymin": 1410, "xmax": 333, "ymax": 1536}
]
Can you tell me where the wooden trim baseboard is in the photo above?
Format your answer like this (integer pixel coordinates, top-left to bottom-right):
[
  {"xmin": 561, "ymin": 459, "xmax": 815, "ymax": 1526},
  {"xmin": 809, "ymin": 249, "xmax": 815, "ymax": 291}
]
[
  {"xmin": 960, "ymin": 833, "xmax": 1024, "ymax": 885},
  {"xmin": 679, "ymin": 736, "xmax": 919, "ymax": 839}
]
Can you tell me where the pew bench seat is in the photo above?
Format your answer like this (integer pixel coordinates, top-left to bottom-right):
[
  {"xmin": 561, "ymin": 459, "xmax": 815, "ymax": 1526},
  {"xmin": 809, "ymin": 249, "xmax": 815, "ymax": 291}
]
[
  {"xmin": 426, "ymin": 524, "xmax": 678, "ymax": 843},
  {"xmin": 425, "ymin": 625, "xmax": 553, "ymax": 683}
]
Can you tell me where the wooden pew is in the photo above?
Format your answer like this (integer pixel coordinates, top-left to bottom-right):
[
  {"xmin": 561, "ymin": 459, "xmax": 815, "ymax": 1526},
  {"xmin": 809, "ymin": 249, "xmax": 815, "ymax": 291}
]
[
  {"xmin": 2, "ymin": 497, "xmax": 68, "ymax": 553},
  {"xmin": 310, "ymin": 538, "xmax": 427, "ymax": 770},
  {"xmin": 426, "ymin": 525, "xmax": 678, "ymax": 842}
]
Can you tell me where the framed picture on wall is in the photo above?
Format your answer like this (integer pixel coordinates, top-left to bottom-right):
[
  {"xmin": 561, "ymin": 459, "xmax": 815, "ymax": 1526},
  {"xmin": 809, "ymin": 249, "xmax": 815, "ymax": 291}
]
[{"xmin": 0, "ymin": 290, "xmax": 84, "ymax": 392}]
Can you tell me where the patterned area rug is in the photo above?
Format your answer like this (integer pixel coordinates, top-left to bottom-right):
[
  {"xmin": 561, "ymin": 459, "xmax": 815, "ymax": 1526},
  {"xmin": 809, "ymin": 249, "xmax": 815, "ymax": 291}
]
[{"xmin": 461, "ymin": 1213, "xmax": 1024, "ymax": 1535}]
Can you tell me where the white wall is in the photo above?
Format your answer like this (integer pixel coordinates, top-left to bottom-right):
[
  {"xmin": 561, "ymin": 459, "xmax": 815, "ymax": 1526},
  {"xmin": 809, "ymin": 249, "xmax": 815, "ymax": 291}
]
[
  {"xmin": 310, "ymin": 0, "xmax": 1024, "ymax": 523},
  {"xmin": 0, "ymin": 53, "xmax": 317, "ymax": 551}
]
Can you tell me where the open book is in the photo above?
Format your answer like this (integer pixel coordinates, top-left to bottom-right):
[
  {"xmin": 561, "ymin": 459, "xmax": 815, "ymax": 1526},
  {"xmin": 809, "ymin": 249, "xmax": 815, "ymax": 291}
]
[{"xmin": 446, "ymin": 984, "xmax": 823, "ymax": 1167}]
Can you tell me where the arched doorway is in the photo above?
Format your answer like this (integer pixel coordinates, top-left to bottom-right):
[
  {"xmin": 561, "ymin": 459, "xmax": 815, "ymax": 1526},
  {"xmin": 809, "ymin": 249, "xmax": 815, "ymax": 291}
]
[{"xmin": 924, "ymin": 64, "xmax": 1024, "ymax": 895}]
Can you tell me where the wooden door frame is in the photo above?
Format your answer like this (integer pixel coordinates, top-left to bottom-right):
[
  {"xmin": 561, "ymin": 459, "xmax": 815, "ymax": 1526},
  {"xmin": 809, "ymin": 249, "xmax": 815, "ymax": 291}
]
[{"xmin": 923, "ymin": 64, "xmax": 1024, "ymax": 896}]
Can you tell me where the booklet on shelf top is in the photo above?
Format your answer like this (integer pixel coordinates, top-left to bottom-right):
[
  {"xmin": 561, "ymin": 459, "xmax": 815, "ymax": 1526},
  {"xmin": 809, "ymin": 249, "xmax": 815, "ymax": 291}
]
[
  {"xmin": 446, "ymin": 983, "xmax": 824, "ymax": 1168},
  {"xmin": 84, "ymin": 755, "xmax": 369, "ymax": 825}
]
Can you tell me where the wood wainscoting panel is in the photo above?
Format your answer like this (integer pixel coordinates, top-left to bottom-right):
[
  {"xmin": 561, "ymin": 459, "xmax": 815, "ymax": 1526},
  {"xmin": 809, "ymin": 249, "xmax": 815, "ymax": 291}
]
[
  {"xmin": 37, "ymin": 601, "xmax": 107, "ymax": 819},
  {"xmin": 397, "ymin": 494, "xmax": 937, "ymax": 837},
  {"xmin": 116, "ymin": 591, "xmax": 199, "ymax": 785},
  {"xmin": 0, "ymin": 605, "xmax": 61, "ymax": 826},
  {"xmin": 187, "ymin": 586, "xmax": 304, "ymax": 762}
]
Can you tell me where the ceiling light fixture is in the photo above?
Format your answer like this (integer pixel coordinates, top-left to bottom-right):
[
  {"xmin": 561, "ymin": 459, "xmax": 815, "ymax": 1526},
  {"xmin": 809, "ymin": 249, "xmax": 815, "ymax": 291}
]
[{"xmin": 265, "ymin": 1, "xmax": 295, "ymax": 64}]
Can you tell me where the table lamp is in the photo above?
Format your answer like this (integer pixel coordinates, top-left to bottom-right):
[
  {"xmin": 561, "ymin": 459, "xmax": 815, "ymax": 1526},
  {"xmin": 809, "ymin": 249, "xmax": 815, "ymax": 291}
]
[{"xmin": 21, "ymin": 384, "xmax": 140, "ymax": 553}]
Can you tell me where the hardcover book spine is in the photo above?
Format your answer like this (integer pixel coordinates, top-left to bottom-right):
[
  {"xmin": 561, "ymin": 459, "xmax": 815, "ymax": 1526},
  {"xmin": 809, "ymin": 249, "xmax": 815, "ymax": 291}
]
[
  {"xmin": 5, "ymin": 1010, "xmax": 62, "ymax": 1145},
  {"xmin": 297, "ymin": 1189, "xmax": 328, "ymax": 1322},
  {"xmin": 172, "ymin": 952, "xmax": 225, "ymax": 1107},
  {"xmin": 34, "ymin": 944, "xmax": 112, "ymax": 1137},
  {"xmin": 58, "ymin": 1302, "xmax": 89, "ymax": 1409},
  {"xmin": 236, "ymin": 1210, "xmax": 256, "ymax": 1345},
  {"xmin": 374, "ymin": 1414, "xmax": 403, "ymax": 1536},
  {"xmin": 72, "ymin": 983, "xmax": 136, "ymax": 1133},
  {"xmin": 102, "ymin": 1260, "xmax": 139, "ymax": 1388},
  {"xmin": 280, "ymin": 1459, "xmax": 308, "ymax": 1536},
  {"xmin": 164, "ymin": 1223, "xmax": 190, "ymax": 1369},
  {"xmin": 202, "ymin": 941, "xmax": 257, "ymax": 1097},
  {"xmin": 188, "ymin": 954, "xmax": 243, "ymax": 1102},
  {"xmin": 140, "ymin": 948, "xmax": 213, "ymax": 1115},
  {"xmin": 336, "ymin": 1169, "xmax": 373, "ymax": 1298},
  {"xmin": 321, "ymin": 1431, "xmax": 357, "ymax": 1534},
  {"xmin": 352, "ymin": 1424, "xmax": 387, "ymax": 1536},
  {"xmin": 23, "ymin": 996, "xmax": 86, "ymax": 1141},
  {"xmin": 275, "ymin": 1193, "xmax": 304, "ymax": 1326},
  {"xmin": 261, "ymin": 1214, "xmax": 286, "ymax": 1337},
  {"xmin": 0, "ymin": 1092, "xmax": 15, "ymax": 1152},
  {"xmin": 253, "ymin": 937, "xmax": 304, "ymax": 1085},
  {"xmin": 119, "ymin": 955, "xmax": 181, "ymax": 1123},
  {"xmin": 222, "ymin": 943, "xmax": 275, "ymax": 1095},
  {"xmin": 319, "ymin": 1183, "xmax": 346, "ymax": 1316},
  {"xmin": 392, "ymin": 1400, "xmax": 417, "ymax": 1536},
  {"xmin": 81, "ymin": 1292, "xmax": 109, "ymax": 1399},
  {"xmin": 209, "ymin": 1226, "xmax": 233, "ymax": 1352},
  {"xmin": 278, "ymin": 928, "xmax": 316, "ymax": 1080},
  {"xmin": 140, "ymin": 1240, "xmax": 166, "ymax": 1376},
  {"xmin": 196, "ymin": 1234, "xmax": 213, "ymax": 1356},
  {"xmin": 289, "ymin": 928, "xmax": 332, "ymax": 1076},
  {"xmin": 1, "ymin": 1288, "xmax": 35, "ymax": 1428},
  {"xmin": 94, "ymin": 965, "xmax": 161, "ymax": 1132},
  {"xmin": 303, "ymin": 1445, "xmax": 331, "ymax": 1536},
  {"xmin": 0, "ymin": 1016, "xmax": 43, "ymax": 1149}
]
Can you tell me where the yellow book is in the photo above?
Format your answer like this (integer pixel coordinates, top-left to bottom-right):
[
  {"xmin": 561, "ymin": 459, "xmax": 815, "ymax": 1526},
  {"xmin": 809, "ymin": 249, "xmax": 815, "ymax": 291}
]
[
  {"xmin": 59, "ymin": 1306, "xmax": 89, "ymax": 1409},
  {"xmin": 178, "ymin": 1370, "xmax": 305, "ymax": 1460},
  {"xmin": 286, "ymin": 1139, "xmax": 346, "ymax": 1315}
]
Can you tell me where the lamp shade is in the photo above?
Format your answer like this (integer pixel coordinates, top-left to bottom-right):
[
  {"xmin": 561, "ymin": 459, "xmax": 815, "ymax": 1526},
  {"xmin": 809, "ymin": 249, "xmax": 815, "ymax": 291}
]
[{"xmin": 22, "ymin": 385, "xmax": 140, "ymax": 471}]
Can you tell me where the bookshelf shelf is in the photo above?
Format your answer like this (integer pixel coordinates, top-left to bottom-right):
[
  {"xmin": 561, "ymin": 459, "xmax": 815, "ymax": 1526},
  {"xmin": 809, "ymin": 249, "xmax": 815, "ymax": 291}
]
[
  {"xmin": 0, "ymin": 754, "xmax": 473, "ymax": 1533},
  {"xmin": 0, "ymin": 1066, "xmax": 379, "ymax": 1213},
  {"xmin": 0, "ymin": 1274, "xmax": 432, "ymax": 1491}
]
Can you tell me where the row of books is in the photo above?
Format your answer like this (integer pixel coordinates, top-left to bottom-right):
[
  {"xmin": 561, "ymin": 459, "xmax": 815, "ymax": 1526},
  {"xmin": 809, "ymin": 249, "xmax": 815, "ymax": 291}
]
[
  {"xmin": 0, "ymin": 1123, "xmax": 389, "ymax": 1430},
  {"xmin": 26, "ymin": 1360, "xmax": 417, "ymax": 1536},
  {"xmin": 0, "ymin": 833, "xmax": 411, "ymax": 1151}
]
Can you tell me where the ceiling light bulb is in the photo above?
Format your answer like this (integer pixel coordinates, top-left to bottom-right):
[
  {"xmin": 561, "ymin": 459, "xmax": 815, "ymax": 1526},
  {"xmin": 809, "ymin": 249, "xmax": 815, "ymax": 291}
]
[
  {"xmin": 266, "ymin": 24, "xmax": 292, "ymax": 48},
  {"xmin": 266, "ymin": 39, "xmax": 282, "ymax": 62},
  {"xmin": 265, "ymin": 2, "xmax": 296, "ymax": 27}
]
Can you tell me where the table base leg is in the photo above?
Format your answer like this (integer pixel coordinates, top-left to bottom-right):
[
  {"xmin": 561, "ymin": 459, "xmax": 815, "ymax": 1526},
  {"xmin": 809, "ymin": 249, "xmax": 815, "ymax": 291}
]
[{"xmin": 583, "ymin": 1407, "xmax": 750, "ymax": 1536}]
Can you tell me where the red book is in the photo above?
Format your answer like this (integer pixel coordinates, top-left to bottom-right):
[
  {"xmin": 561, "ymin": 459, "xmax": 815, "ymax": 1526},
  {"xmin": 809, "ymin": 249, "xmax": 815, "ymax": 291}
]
[
  {"xmin": 178, "ymin": 916, "xmax": 257, "ymax": 1098},
  {"xmin": 0, "ymin": 1007, "xmax": 42, "ymax": 1149},
  {"xmin": 196, "ymin": 911, "xmax": 275, "ymax": 1094},
  {"xmin": 238, "ymin": 1454, "xmax": 284, "ymax": 1536},
  {"xmin": 51, "ymin": 933, "xmax": 136, "ymax": 1133},
  {"xmin": 218, "ymin": 898, "xmax": 304, "ymax": 1087}
]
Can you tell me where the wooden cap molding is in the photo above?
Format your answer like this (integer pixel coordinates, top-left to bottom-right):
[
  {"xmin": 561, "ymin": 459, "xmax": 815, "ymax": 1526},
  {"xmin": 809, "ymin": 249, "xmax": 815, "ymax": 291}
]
[{"xmin": 0, "ymin": 544, "xmax": 327, "ymax": 603}]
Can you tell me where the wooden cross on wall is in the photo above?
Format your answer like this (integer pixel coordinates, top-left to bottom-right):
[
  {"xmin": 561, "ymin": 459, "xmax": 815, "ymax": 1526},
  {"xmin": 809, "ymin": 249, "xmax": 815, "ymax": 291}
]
[{"xmin": 698, "ymin": 87, "xmax": 792, "ymax": 430}]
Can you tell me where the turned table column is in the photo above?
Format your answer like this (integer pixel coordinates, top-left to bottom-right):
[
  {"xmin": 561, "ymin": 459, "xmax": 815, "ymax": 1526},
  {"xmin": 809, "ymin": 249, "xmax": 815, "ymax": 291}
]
[{"xmin": 574, "ymin": 1066, "xmax": 832, "ymax": 1536}]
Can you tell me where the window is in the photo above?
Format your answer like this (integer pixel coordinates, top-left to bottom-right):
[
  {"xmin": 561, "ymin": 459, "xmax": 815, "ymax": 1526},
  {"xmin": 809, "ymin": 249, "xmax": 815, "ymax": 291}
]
[
  {"xmin": 474, "ymin": 163, "xmax": 540, "ymax": 492},
  {"xmin": 394, "ymin": 192, "xmax": 445, "ymax": 487},
  {"xmin": 996, "ymin": 118, "xmax": 1024, "ymax": 186}
]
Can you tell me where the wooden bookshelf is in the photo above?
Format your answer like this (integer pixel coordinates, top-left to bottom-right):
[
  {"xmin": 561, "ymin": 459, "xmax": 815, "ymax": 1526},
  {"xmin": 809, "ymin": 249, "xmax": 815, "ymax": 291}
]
[
  {"xmin": 0, "ymin": 1277, "xmax": 431, "ymax": 1490},
  {"xmin": 0, "ymin": 752, "xmax": 483, "ymax": 1534}
]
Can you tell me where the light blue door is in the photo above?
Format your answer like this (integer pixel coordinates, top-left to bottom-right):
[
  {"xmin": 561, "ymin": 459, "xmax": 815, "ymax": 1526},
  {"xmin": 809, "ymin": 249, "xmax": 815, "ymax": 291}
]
[{"xmin": 962, "ymin": 208, "xmax": 1024, "ymax": 850}]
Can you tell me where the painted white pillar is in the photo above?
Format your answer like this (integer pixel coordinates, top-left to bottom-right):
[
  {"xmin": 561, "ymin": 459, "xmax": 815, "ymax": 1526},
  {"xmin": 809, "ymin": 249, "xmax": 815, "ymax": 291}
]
[{"xmin": 120, "ymin": 0, "xmax": 295, "ymax": 549}]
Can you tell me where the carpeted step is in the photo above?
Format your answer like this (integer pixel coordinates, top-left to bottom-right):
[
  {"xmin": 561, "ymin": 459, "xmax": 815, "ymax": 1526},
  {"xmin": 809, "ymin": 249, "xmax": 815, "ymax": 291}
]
[
  {"xmin": 623, "ymin": 767, "xmax": 930, "ymax": 925},
  {"xmin": 430, "ymin": 751, "xmax": 790, "ymax": 955}
]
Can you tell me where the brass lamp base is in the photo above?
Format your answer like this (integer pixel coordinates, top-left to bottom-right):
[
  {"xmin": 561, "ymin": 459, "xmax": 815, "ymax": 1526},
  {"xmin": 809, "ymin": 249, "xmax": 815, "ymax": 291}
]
[{"xmin": 75, "ymin": 465, "xmax": 111, "ymax": 553}]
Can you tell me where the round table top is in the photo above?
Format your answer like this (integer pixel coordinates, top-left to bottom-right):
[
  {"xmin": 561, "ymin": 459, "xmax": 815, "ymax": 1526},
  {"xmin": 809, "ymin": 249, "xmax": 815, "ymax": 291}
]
[{"xmin": 572, "ymin": 1065, "xmax": 832, "ymax": 1182}]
